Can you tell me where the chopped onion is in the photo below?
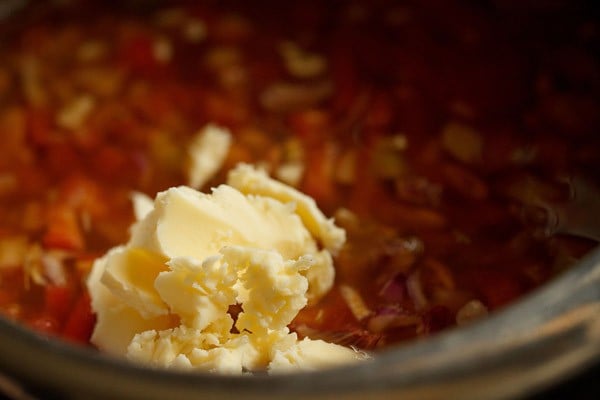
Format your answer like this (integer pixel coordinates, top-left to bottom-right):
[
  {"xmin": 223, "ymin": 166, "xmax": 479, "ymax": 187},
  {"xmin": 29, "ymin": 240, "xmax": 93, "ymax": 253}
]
[
  {"xmin": 339, "ymin": 284, "xmax": 372, "ymax": 321},
  {"xmin": 378, "ymin": 273, "xmax": 407, "ymax": 302},
  {"xmin": 183, "ymin": 19, "xmax": 207, "ymax": 43},
  {"xmin": 0, "ymin": 236, "xmax": 28, "ymax": 269},
  {"xmin": 42, "ymin": 251, "xmax": 68, "ymax": 286},
  {"xmin": 367, "ymin": 306, "xmax": 420, "ymax": 333},
  {"xmin": 57, "ymin": 94, "xmax": 95, "ymax": 131},
  {"xmin": 153, "ymin": 36, "xmax": 173, "ymax": 64},
  {"xmin": 76, "ymin": 40, "xmax": 108, "ymax": 62},
  {"xmin": 441, "ymin": 121, "xmax": 483, "ymax": 164},
  {"xmin": 154, "ymin": 8, "xmax": 185, "ymax": 27},
  {"xmin": 23, "ymin": 244, "xmax": 45, "ymax": 286},
  {"xmin": 20, "ymin": 56, "xmax": 46, "ymax": 106},
  {"xmin": 456, "ymin": 300, "xmax": 488, "ymax": 326},
  {"xmin": 406, "ymin": 270, "xmax": 427, "ymax": 310},
  {"xmin": 279, "ymin": 41, "xmax": 327, "ymax": 79},
  {"xmin": 260, "ymin": 80, "xmax": 332, "ymax": 112},
  {"xmin": 275, "ymin": 161, "xmax": 304, "ymax": 187},
  {"xmin": 334, "ymin": 149, "xmax": 357, "ymax": 185}
]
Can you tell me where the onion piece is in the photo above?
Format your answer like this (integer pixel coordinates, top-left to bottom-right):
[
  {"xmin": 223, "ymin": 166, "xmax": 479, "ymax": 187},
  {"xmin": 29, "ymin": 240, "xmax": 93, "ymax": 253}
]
[
  {"xmin": 441, "ymin": 121, "xmax": 483, "ymax": 164},
  {"xmin": 456, "ymin": 299, "xmax": 488, "ymax": 326},
  {"xmin": 367, "ymin": 306, "xmax": 420, "ymax": 333},
  {"xmin": 56, "ymin": 94, "xmax": 95, "ymax": 131},
  {"xmin": 275, "ymin": 161, "xmax": 304, "ymax": 187},
  {"xmin": 378, "ymin": 273, "xmax": 407, "ymax": 302},
  {"xmin": 406, "ymin": 270, "xmax": 427, "ymax": 310},
  {"xmin": 279, "ymin": 41, "xmax": 327, "ymax": 79},
  {"xmin": 260, "ymin": 80, "xmax": 332, "ymax": 112},
  {"xmin": 42, "ymin": 251, "xmax": 69, "ymax": 287},
  {"xmin": 338, "ymin": 284, "xmax": 372, "ymax": 321},
  {"xmin": 0, "ymin": 236, "xmax": 28, "ymax": 269}
]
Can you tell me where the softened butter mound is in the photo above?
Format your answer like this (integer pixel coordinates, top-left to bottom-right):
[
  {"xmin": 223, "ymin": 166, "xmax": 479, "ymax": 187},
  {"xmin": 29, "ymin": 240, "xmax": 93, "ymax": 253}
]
[
  {"xmin": 227, "ymin": 163, "xmax": 346, "ymax": 255},
  {"xmin": 87, "ymin": 164, "xmax": 368, "ymax": 373}
]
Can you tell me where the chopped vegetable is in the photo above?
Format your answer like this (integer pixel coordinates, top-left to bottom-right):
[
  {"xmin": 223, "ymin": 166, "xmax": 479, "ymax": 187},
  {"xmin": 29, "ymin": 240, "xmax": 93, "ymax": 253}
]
[{"xmin": 0, "ymin": 0, "xmax": 597, "ymax": 352}]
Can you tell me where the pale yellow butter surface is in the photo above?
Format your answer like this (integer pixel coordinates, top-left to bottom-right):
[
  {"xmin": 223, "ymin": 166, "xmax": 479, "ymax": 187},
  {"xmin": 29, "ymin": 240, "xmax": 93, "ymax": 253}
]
[{"xmin": 87, "ymin": 164, "xmax": 367, "ymax": 373}]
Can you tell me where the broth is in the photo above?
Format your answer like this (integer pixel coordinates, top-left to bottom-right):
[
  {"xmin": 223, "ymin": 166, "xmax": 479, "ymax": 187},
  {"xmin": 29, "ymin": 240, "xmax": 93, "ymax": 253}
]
[{"xmin": 0, "ymin": 0, "xmax": 598, "ymax": 350}]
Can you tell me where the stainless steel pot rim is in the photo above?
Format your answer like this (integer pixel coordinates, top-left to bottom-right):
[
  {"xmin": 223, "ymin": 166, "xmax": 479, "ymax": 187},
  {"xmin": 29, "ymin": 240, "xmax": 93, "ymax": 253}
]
[
  {"xmin": 0, "ymin": 2, "xmax": 598, "ymax": 398},
  {"xmin": 0, "ymin": 246, "xmax": 598, "ymax": 399}
]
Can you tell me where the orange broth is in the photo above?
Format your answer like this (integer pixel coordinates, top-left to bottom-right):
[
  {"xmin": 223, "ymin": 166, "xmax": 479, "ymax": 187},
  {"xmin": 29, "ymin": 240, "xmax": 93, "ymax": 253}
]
[{"xmin": 0, "ymin": 0, "xmax": 598, "ymax": 349}]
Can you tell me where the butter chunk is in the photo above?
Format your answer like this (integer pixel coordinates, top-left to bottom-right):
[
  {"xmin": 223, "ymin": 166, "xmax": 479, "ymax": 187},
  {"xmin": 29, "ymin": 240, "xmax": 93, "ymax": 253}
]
[
  {"xmin": 87, "ymin": 248, "xmax": 177, "ymax": 355},
  {"xmin": 128, "ymin": 326, "xmax": 224, "ymax": 368},
  {"xmin": 187, "ymin": 124, "xmax": 231, "ymax": 189},
  {"xmin": 101, "ymin": 247, "xmax": 170, "ymax": 318},
  {"xmin": 130, "ymin": 191, "xmax": 154, "ymax": 221},
  {"xmin": 187, "ymin": 335, "xmax": 260, "ymax": 374},
  {"xmin": 227, "ymin": 163, "xmax": 346, "ymax": 254},
  {"xmin": 155, "ymin": 255, "xmax": 237, "ymax": 332},
  {"xmin": 303, "ymin": 250, "xmax": 335, "ymax": 304},
  {"xmin": 268, "ymin": 337, "xmax": 369, "ymax": 373},
  {"xmin": 128, "ymin": 328, "xmax": 259, "ymax": 374},
  {"xmin": 130, "ymin": 185, "xmax": 314, "ymax": 263},
  {"xmin": 87, "ymin": 163, "xmax": 362, "ymax": 374},
  {"xmin": 224, "ymin": 246, "xmax": 311, "ymax": 333}
]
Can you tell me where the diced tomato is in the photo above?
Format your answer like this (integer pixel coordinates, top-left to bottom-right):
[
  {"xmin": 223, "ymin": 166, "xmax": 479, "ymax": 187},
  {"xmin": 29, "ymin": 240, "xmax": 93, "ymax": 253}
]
[
  {"xmin": 57, "ymin": 175, "xmax": 102, "ymax": 213},
  {"xmin": 202, "ymin": 91, "xmax": 249, "ymax": 127},
  {"xmin": 91, "ymin": 146, "xmax": 128, "ymax": 179},
  {"xmin": 27, "ymin": 107, "xmax": 53, "ymax": 146},
  {"xmin": 42, "ymin": 205, "xmax": 84, "ymax": 251},
  {"xmin": 62, "ymin": 292, "xmax": 95, "ymax": 344},
  {"xmin": 365, "ymin": 92, "xmax": 394, "ymax": 129},
  {"xmin": 330, "ymin": 37, "xmax": 359, "ymax": 114},
  {"xmin": 45, "ymin": 142, "xmax": 82, "ymax": 176},
  {"xmin": 119, "ymin": 34, "xmax": 157, "ymax": 74},
  {"xmin": 288, "ymin": 109, "xmax": 330, "ymax": 145},
  {"xmin": 44, "ymin": 284, "xmax": 74, "ymax": 323},
  {"xmin": 301, "ymin": 142, "xmax": 338, "ymax": 210},
  {"xmin": 0, "ymin": 269, "xmax": 23, "ymax": 306},
  {"xmin": 474, "ymin": 269, "xmax": 525, "ymax": 309}
]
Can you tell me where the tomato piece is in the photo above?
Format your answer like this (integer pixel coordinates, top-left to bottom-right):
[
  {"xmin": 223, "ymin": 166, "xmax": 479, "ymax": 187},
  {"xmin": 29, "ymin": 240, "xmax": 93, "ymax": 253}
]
[
  {"xmin": 475, "ymin": 269, "xmax": 525, "ymax": 309},
  {"xmin": 301, "ymin": 143, "xmax": 338, "ymax": 210},
  {"xmin": 119, "ymin": 34, "xmax": 157, "ymax": 74},
  {"xmin": 91, "ymin": 146, "xmax": 128, "ymax": 180},
  {"xmin": 43, "ymin": 205, "xmax": 84, "ymax": 251},
  {"xmin": 0, "ymin": 269, "xmax": 23, "ymax": 306},
  {"xmin": 61, "ymin": 292, "xmax": 95, "ymax": 344},
  {"xmin": 288, "ymin": 109, "xmax": 330, "ymax": 145},
  {"xmin": 44, "ymin": 284, "xmax": 74, "ymax": 323},
  {"xmin": 27, "ymin": 107, "xmax": 52, "ymax": 146}
]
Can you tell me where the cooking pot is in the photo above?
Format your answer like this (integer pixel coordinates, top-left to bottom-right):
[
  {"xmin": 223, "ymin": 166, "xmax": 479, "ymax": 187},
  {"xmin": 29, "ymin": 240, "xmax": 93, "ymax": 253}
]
[{"xmin": 0, "ymin": 1, "xmax": 599, "ymax": 399}]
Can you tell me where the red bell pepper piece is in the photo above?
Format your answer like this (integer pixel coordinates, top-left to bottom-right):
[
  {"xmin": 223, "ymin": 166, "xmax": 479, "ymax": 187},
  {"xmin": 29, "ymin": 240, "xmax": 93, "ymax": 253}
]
[{"xmin": 61, "ymin": 292, "xmax": 95, "ymax": 344}]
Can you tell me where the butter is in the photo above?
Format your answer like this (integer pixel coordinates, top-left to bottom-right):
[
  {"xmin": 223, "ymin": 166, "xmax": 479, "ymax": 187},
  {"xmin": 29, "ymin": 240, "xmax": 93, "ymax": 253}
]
[
  {"xmin": 269, "ymin": 337, "xmax": 366, "ymax": 373},
  {"xmin": 88, "ymin": 247, "xmax": 177, "ymax": 355},
  {"xmin": 227, "ymin": 163, "xmax": 346, "ymax": 255},
  {"xmin": 130, "ymin": 191, "xmax": 154, "ymax": 221},
  {"xmin": 87, "ymin": 164, "xmax": 367, "ymax": 373}
]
